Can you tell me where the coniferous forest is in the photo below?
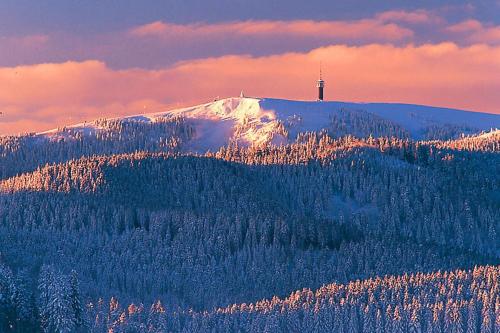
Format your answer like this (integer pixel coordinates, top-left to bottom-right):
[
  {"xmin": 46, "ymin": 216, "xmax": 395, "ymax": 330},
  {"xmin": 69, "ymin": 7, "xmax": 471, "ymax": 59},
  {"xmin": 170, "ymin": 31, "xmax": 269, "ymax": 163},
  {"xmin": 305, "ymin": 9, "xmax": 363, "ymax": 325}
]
[{"xmin": 0, "ymin": 111, "xmax": 499, "ymax": 332}]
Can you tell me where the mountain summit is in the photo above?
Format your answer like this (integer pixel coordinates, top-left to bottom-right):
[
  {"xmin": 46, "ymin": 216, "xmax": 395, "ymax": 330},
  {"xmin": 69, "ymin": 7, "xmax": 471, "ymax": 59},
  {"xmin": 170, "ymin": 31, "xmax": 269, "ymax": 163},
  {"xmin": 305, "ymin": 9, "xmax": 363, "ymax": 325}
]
[{"xmin": 37, "ymin": 97, "xmax": 499, "ymax": 152}]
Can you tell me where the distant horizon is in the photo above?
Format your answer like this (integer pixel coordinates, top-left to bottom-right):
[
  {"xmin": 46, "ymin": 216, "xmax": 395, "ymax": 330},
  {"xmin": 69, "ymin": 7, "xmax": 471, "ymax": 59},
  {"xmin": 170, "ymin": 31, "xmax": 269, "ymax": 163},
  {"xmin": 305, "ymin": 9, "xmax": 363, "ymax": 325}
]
[
  {"xmin": 8, "ymin": 97, "xmax": 499, "ymax": 137},
  {"xmin": 20, "ymin": 96, "xmax": 500, "ymax": 137}
]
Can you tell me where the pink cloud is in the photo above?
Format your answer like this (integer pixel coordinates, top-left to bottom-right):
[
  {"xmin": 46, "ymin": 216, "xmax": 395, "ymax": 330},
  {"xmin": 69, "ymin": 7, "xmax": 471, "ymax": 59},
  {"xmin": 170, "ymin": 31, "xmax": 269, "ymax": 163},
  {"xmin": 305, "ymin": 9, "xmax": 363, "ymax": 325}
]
[
  {"xmin": 1, "ymin": 43, "xmax": 499, "ymax": 135},
  {"xmin": 3, "ymin": 34, "xmax": 49, "ymax": 44},
  {"xmin": 447, "ymin": 19, "xmax": 483, "ymax": 33},
  {"xmin": 0, "ymin": 34, "xmax": 49, "ymax": 50},
  {"xmin": 130, "ymin": 19, "xmax": 414, "ymax": 42},
  {"xmin": 446, "ymin": 20, "xmax": 500, "ymax": 44},
  {"xmin": 4, "ymin": 13, "xmax": 500, "ymax": 72},
  {"xmin": 376, "ymin": 9, "xmax": 441, "ymax": 24}
]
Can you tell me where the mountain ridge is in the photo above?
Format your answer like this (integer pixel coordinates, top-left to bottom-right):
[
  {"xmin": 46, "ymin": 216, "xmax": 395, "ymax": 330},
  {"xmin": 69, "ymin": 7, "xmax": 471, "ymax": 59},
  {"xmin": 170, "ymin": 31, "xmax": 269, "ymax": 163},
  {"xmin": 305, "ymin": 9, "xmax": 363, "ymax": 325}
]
[{"xmin": 34, "ymin": 97, "xmax": 500, "ymax": 152}]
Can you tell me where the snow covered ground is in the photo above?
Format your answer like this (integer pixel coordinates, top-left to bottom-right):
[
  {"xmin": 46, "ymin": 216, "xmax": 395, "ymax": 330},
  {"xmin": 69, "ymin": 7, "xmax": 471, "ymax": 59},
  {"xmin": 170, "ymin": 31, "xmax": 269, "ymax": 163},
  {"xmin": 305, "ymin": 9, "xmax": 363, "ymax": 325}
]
[{"xmin": 37, "ymin": 97, "xmax": 500, "ymax": 152}]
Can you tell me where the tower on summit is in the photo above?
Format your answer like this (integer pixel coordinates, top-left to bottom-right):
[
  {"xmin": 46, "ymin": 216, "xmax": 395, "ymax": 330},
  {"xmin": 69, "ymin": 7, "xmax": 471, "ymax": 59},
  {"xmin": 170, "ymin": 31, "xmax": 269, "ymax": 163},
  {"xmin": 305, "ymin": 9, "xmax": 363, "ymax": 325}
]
[{"xmin": 317, "ymin": 64, "xmax": 325, "ymax": 101}]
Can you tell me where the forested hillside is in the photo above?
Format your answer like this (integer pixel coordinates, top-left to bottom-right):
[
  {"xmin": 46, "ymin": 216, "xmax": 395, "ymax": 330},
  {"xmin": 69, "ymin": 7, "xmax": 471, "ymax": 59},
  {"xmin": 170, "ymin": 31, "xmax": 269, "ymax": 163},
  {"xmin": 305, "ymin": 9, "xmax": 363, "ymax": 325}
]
[
  {"xmin": 0, "ymin": 104, "xmax": 499, "ymax": 332},
  {"xmin": 2, "ymin": 97, "xmax": 499, "ymax": 180}
]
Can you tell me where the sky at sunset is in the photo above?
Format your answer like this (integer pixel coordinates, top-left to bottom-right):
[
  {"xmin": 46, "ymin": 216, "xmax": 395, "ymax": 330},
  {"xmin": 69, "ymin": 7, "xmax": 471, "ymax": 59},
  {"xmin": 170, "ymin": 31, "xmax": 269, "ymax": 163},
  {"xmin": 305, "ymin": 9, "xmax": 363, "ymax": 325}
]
[{"xmin": 1, "ymin": 0, "xmax": 500, "ymax": 134}]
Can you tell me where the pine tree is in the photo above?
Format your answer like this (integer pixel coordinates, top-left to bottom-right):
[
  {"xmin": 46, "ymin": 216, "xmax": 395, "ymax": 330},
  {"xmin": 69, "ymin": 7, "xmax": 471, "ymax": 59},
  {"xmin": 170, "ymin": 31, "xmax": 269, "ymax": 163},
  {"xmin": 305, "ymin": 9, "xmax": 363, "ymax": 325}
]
[
  {"xmin": 38, "ymin": 268, "xmax": 76, "ymax": 333},
  {"xmin": 0, "ymin": 263, "xmax": 17, "ymax": 332},
  {"xmin": 362, "ymin": 304, "xmax": 375, "ymax": 333},
  {"xmin": 480, "ymin": 304, "xmax": 493, "ymax": 333},
  {"xmin": 147, "ymin": 300, "xmax": 167, "ymax": 333},
  {"xmin": 466, "ymin": 300, "xmax": 478, "ymax": 333},
  {"xmin": 70, "ymin": 270, "xmax": 84, "ymax": 331},
  {"xmin": 348, "ymin": 305, "xmax": 359, "ymax": 333},
  {"xmin": 409, "ymin": 307, "xmax": 422, "ymax": 333},
  {"xmin": 38, "ymin": 265, "xmax": 56, "ymax": 332},
  {"xmin": 393, "ymin": 305, "xmax": 404, "ymax": 333}
]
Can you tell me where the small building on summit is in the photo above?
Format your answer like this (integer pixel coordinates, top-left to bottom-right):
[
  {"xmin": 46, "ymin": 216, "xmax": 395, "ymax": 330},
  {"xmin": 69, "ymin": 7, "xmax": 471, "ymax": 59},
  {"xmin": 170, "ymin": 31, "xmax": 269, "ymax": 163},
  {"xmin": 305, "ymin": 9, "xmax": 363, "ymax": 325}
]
[{"xmin": 317, "ymin": 66, "xmax": 325, "ymax": 101}]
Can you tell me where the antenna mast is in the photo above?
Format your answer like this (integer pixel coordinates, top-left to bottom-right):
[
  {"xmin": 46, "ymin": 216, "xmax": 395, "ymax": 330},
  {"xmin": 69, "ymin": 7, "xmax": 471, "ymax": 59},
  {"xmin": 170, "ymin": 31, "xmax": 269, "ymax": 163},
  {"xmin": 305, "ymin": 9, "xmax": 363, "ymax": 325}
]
[{"xmin": 317, "ymin": 62, "xmax": 325, "ymax": 101}]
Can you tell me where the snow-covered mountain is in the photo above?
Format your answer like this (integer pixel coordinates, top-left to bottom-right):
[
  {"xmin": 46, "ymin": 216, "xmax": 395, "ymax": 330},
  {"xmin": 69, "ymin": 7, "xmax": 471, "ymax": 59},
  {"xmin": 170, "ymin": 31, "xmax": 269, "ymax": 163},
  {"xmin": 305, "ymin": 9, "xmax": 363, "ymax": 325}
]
[
  {"xmin": 2, "ymin": 97, "xmax": 500, "ymax": 333},
  {"xmin": 36, "ymin": 97, "xmax": 500, "ymax": 152}
]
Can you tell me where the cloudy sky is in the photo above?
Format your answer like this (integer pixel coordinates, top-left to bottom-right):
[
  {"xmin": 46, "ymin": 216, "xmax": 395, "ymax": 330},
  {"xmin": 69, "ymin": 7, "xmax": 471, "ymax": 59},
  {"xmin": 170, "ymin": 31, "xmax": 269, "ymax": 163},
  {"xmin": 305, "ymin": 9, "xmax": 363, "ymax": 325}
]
[{"xmin": 1, "ymin": 0, "xmax": 499, "ymax": 134}]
